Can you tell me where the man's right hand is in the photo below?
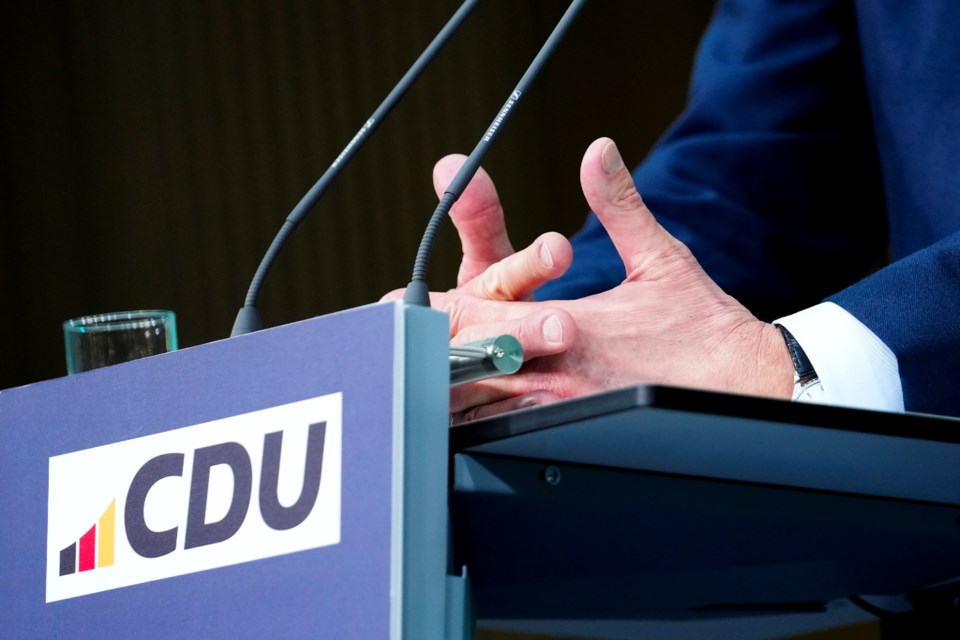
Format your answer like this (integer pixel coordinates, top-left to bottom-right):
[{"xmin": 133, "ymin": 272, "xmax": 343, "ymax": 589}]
[{"xmin": 422, "ymin": 139, "xmax": 795, "ymax": 423}]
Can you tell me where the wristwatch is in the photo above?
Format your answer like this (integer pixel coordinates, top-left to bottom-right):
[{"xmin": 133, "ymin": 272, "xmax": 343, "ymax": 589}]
[{"xmin": 776, "ymin": 324, "xmax": 825, "ymax": 402}]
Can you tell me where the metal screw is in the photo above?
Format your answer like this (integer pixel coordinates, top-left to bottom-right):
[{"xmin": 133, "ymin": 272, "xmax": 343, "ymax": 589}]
[{"xmin": 541, "ymin": 465, "xmax": 561, "ymax": 485}]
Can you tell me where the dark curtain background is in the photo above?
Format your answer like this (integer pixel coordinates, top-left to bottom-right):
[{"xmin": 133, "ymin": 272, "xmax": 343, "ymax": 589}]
[{"xmin": 0, "ymin": 0, "xmax": 713, "ymax": 391}]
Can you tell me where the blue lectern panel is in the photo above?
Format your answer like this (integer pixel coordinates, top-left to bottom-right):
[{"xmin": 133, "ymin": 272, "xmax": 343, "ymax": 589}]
[{"xmin": 0, "ymin": 302, "xmax": 434, "ymax": 639}]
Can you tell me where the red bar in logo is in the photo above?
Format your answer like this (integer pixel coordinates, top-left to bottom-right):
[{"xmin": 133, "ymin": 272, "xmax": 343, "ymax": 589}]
[{"xmin": 78, "ymin": 524, "xmax": 96, "ymax": 572}]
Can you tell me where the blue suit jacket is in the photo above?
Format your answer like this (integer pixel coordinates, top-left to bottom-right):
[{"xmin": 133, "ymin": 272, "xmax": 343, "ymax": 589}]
[{"xmin": 537, "ymin": 0, "xmax": 960, "ymax": 417}]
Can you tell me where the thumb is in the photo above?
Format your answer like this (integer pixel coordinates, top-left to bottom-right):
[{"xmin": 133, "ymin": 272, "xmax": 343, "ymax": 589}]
[
  {"xmin": 434, "ymin": 154, "xmax": 514, "ymax": 287},
  {"xmin": 579, "ymin": 138, "xmax": 688, "ymax": 279}
]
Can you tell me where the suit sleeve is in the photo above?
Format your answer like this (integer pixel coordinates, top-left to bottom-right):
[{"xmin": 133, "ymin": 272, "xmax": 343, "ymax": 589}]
[{"xmin": 826, "ymin": 232, "xmax": 960, "ymax": 416}]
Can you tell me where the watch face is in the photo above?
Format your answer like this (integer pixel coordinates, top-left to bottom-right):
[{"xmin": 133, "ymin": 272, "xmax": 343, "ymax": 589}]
[{"xmin": 794, "ymin": 379, "xmax": 826, "ymax": 403}]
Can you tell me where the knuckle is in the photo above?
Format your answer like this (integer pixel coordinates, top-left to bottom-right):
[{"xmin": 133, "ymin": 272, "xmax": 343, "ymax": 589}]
[
  {"xmin": 516, "ymin": 315, "xmax": 552, "ymax": 356},
  {"xmin": 613, "ymin": 183, "xmax": 645, "ymax": 212},
  {"xmin": 478, "ymin": 268, "xmax": 513, "ymax": 301}
]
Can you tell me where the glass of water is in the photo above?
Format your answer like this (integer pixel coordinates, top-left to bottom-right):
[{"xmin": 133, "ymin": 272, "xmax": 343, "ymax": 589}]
[{"xmin": 63, "ymin": 310, "xmax": 178, "ymax": 374}]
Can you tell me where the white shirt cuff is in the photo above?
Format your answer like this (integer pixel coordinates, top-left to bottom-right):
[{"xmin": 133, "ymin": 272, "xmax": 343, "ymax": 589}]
[{"xmin": 775, "ymin": 302, "xmax": 904, "ymax": 412}]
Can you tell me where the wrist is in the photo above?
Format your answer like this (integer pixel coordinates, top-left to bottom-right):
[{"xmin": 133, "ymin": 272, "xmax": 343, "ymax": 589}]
[
  {"xmin": 752, "ymin": 322, "xmax": 796, "ymax": 400},
  {"xmin": 718, "ymin": 320, "xmax": 794, "ymax": 399}
]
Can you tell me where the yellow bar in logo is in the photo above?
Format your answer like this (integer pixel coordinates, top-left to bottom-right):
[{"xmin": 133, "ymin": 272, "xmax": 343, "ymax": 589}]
[{"xmin": 98, "ymin": 499, "xmax": 116, "ymax": 568}]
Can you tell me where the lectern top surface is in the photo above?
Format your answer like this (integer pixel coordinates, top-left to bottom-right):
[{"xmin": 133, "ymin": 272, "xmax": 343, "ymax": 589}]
[{"xmin": 451, "ymin": 385, "xmax": 960, "ymax": 505}]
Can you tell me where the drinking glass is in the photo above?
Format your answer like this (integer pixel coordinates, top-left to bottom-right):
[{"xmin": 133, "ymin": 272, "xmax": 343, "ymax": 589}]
[{"xmin": 63, "ymin": 310, "xmax": 178, "ymax": 374}]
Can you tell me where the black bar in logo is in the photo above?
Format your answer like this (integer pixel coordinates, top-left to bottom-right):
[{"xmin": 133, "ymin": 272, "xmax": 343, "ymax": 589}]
[{"xmin": 59, "ymin": 542, "xmax": 76, "ymax": 576}]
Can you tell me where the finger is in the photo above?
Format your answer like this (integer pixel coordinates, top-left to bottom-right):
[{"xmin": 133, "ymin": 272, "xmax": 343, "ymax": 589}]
[
  {"xmin": 434, "ymin": 154, "xmax": 514, "ymax": 286},
  {"xmin": 427, "ymin": 291, "xmax": 537, "ymax": 335},
  {"xmin": 450, "ymin": 371, "xmax": 561, "ymax": 413},
  {"xmin": 461, "ymin": 232, "xmax": 573, "ymax": 301},
  {"xmin": 580, "ymin": 138, "xmax": 688, "ymax": 278},
  {"xmin": 448, "ymin": 349, "xmax": 570, "ymax": 413},
  {"xmin": 452, "ymin": 307, "xmax": 577, "ymax": 361},
  {"xmin": 451, "ymin": 390, "xmax": 562, "ymax": 425}
]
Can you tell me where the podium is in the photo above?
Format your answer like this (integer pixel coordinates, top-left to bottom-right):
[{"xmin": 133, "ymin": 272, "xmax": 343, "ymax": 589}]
[
  {"xmin": 1, "ymin": 302, "xmax": 452, "ymax": 639},
  {"xmin": 3, "ymin": 302, "xmax": 960, "ymax": 639}
]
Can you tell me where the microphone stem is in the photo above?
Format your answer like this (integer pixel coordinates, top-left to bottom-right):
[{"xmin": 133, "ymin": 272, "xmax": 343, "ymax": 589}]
[
  {"xmin": 404, "ymin": 0, "xmax": 588, "ymax": 307},
  {"xmin": 233, "ymin": 0, "xmax": 480, "ymax": 335}
]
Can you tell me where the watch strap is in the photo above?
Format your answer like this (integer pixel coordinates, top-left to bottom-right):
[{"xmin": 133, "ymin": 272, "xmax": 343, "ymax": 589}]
[
  {"xmin": 777, "ymin": 324, "xmax": 818, "ymax": 385},
  {"xmin": 776, "ymin": 324, "xmax": 826, "ymax": 402}
]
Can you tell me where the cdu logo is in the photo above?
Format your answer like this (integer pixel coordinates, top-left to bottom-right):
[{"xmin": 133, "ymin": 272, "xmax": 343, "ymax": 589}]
[
  {"xmin": 58, "ymin": 499, "xmax": 116, "ymax": 577},
  {"xmin": 46, "ymin": 394, "xmax": 342, "ymax": 603}
]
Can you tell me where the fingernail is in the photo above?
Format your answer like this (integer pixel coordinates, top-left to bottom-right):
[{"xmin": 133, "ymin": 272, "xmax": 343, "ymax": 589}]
[
  {"xmin": 543, "ymin": 314, "xmax": 563, "ymax": 344},
  {"xmin": 519, "ymin": 395, "xmax": 540, "ymax": 408},
  {"xmin": 601, "ymin": 140, "xmax": 624, "ymax": 175},
  {"xmin": 539, "ymin": 241, "xmax": 554, "ymax": 268}
]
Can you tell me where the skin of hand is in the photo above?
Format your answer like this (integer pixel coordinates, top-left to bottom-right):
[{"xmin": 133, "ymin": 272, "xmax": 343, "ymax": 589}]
[{"xmin": 403, "ymin": 138, "xmax": 795, "ymax": 422}]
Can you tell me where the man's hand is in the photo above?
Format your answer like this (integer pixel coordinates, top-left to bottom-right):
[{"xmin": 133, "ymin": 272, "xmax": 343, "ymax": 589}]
[{"xmin": 427, "ymin": 138, "xmax": 795, "ymax": 421}]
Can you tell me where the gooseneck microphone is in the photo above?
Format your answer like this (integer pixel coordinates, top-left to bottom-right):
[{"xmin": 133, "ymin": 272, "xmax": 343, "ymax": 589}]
[
  {"xmin": 231, "ymin": 0, "xmax": 480, "ymax": 337},
  {"xmin": 403, "ymin": 0, "xmax": 588, "ymax": 307}
]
